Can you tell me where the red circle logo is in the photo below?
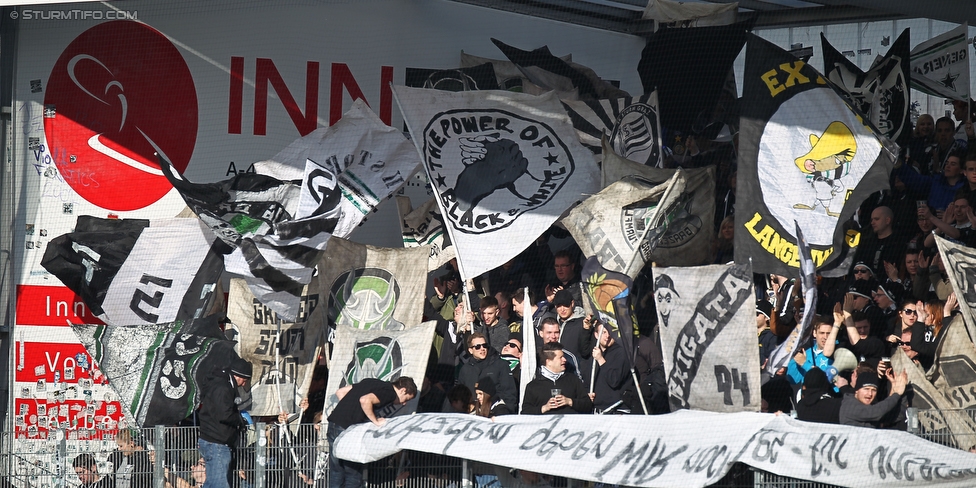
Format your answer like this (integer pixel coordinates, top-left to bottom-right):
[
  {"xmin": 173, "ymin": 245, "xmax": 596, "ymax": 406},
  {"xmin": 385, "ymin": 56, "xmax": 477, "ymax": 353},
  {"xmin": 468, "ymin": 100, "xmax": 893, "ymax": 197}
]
[{"xmin": 44, "ymin": 21, "xmax": 197, "ymax": 211}]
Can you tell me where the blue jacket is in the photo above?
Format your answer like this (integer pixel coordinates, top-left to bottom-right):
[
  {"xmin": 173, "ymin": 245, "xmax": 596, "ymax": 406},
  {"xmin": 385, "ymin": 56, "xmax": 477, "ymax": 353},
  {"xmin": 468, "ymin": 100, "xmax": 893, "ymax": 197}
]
[
  {"xmin": 786, "ymin": 344, "xmax": 834, "ymax": 386},
  {"xmin": 894, "ymin": 164, "xmax": 964, "ymax": 211}
]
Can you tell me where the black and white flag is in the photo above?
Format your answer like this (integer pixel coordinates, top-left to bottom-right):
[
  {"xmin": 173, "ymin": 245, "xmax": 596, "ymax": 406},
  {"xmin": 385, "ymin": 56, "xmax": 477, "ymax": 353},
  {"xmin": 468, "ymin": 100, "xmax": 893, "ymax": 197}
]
[
  {"xmin": 601, "ymin": 145, "xmax": 715, "ymax": 267},
  {"xmin": 562, "ymin": 92, "xmax": 663, "ymax": 167},
  {"xmin": 654, "ymin": 262, "xmax": 759, "ymax": 412},
  {"xmin": 72, "ymin": 316, "xmax": 238, "ymax": 427},
  {"xmin": 822, "ymin": 29, "xmax": 912, "ymax": 144},
  {"xmin": 735, "ymin": 34, "xmax": 895, "ymax": 276},
  {"xmin": 490, "ymin": 39, "xmax": 629, "ymax": 100},
  {"xmin": 393, "ymin": 86, "xmax": 600, "ymax": 280},
  {"xmin": 935, "ymin": 235, "xmax": 976, "ymax": 342},
  {"xmin": 910, "ymin": 23, "xmax": 970, "ymax": 101},
  {"xmin": 765, "ymin": 223, "xmax": 818, "ymax": 377},
  {"xmin": 226, "ymin": 278, "xmax": 326, "ymax": 416},
  {"xmin": 42, "ymin": 216, "xmax": 223, "ymax": 326},
  {"xmin": 395, "ymin": 195, "xmax": 455, "ymax": 272}
]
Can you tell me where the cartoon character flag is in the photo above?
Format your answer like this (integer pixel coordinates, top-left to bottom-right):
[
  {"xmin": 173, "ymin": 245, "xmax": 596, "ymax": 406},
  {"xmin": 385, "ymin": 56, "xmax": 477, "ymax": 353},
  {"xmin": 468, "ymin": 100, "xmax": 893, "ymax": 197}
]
[
  {"xmin": 735, "ymin": 34, "xmax": 895, "ymax": 276},
  {"xmin": 653, "ymin": 262, "xmax": 759, "ymax": 413},
  {"xmin": 393, "ymin": 86, "xmax": 600, "ymax": 281}
]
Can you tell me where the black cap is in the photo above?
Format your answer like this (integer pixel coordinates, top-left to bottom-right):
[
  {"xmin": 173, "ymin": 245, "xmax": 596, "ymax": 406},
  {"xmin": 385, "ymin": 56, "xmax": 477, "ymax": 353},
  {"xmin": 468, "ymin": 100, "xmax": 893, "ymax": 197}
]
[
  {"xmin": 855, "ymin": 375, "xmax": 878, "ymax": 391},
  {"xmin": 553, "ymin": 289, "xmax": 575, "ymax": 307},
  {"xmin": 229, "ymin": 357, "xmax": 253, "ymax": 379},
  {"xmin": 756, "ymin": 299, "xmax": 773, "ymax": 319},
  {"xmin": 803, "ymin": 368, "xmax": 830, "ymax": 392},
  {"xmin": 475, "ymin": 377, "xmax": 497, "ymax": 398},
  {"xmin": 848, "ymin": 279, "xmax": 878, "ymax": 299}
]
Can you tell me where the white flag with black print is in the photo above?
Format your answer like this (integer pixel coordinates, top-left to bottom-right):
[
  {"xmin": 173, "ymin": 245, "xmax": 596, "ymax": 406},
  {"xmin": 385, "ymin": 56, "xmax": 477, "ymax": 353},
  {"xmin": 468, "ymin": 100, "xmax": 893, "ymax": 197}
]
[
  {"xmin": 395, "ymin": 195, "xmax": 455, "ymax": 272},
  {"xmin": 226, "ymin": 278, "xmax": 326, "ymax": 416},
  {"xmin": 41, "ymin": 216, "xmax": 223, "ymax": 326},
  {"xmin": 910, "ymin": 23, "xmax": 970, "ymax": 101},
  {"xmin": 562, "ymin": 91, "xmax": 663, "ymax": 168},
  {"xmin": 935, "ymin": 235, "xmax": 976, "ymax": 342},
  {"xmin": 393, "ymin": 85, "xmax": 600, "ymax": 280},
  {"xmin": 324, "ymin": 322, "xmax": 436, "ymax": 416},
  {"xmin": 653, "ymin": 262, "xmax": 760, "ymax": 412},
  {"xmin": 601, "ymin": 146, "xmax": 715, "ymax": 266}
]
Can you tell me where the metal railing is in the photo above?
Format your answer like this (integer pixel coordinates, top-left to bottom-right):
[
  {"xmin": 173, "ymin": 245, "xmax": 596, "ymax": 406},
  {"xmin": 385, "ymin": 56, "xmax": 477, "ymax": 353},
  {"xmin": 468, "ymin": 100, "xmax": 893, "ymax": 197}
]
[{"xmin": 906, "ymin": 407, "xmax": 976, "ymax": 450}]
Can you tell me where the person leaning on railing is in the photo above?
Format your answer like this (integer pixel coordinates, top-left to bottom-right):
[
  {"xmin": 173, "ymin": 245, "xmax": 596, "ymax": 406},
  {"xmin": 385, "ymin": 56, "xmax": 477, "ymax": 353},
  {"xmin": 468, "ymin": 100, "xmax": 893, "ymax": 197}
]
[{"xmin": 73, "ymin": 453, "xmax": 110, "ymax": 488}]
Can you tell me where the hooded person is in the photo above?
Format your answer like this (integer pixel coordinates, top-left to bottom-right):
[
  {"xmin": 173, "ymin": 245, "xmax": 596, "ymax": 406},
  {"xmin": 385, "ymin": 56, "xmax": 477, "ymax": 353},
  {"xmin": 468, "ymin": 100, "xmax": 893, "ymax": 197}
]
[
  {"xmin": 795, "ymin": 368, "xmax": 842, "ymax": 424},
  {"xmin": 198, "ymin": 356, "xmax": 251, "ymax": 488}
]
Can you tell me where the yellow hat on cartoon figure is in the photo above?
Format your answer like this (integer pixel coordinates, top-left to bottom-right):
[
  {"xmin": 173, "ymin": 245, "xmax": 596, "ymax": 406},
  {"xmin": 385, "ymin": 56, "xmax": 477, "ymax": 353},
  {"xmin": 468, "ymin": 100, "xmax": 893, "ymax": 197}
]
[{"xmin": 794, "ymin": 121, "xmax": 857, "ymax": 173}]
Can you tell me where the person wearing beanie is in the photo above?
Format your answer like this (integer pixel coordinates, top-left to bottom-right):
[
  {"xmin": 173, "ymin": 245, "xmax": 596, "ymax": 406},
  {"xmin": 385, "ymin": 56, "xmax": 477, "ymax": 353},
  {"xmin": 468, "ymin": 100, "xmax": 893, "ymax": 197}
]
[
  {"xmin": 198, "ymin": 355, "xmax": 252, "ymax": 488},
  {"xmin": 474, "ymin": 377, "xmax": 511, "ymax": 418},
  {"xmin": 795, "ymin": 368, "xmax": 842, "ymax": 424},
  {"xmin": 838, "ymin": 367, "xmax": 908, "ymax": 428}
]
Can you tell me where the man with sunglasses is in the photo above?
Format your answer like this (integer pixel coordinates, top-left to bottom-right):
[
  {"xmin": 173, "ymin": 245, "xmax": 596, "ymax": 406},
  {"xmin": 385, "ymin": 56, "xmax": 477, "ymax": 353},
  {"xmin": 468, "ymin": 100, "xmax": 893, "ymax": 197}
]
[{"xmin": 456, "ymin": 333, "xmax": 518, "ymax": 410}]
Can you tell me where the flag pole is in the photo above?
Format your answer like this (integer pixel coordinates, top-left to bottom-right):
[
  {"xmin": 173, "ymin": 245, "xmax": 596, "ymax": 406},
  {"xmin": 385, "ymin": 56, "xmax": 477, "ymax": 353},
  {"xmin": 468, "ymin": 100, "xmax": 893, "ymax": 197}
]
[
  {"xmin": 631, "ymin": 368, "xmax": 649, "ymax": 414},
  {"xmin": 391, "ymin": 83, "xmax": 476, "ymax": 331}
]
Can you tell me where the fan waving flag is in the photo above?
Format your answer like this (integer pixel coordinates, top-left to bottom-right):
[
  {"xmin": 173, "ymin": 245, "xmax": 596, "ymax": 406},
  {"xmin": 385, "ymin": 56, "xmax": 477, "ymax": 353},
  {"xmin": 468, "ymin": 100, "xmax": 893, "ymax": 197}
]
[
  {"xmin": 822, "ymin": 29, "xmax": 912, "ymax": 144},
  {"xmin": 41, "ymin": 216, "xmax": 223, "ymax": 326},
  {"xmin": 72, "ymin": 316, "xmax": 238, "ymax": 427},
  {"xmin": 580, "ymin": 257, "xmax": 637, "ymax": 364},
  {"xmin": 653, "ymin": 262, "xmax": 759, "ymax": 412},
  {"xmin": 735, "ymin": 34, "xmax": 895, "ymax": 276},
  {"xmin": 393, "ymin": 86, "xmax": 600, "ymax": 280},
  {"xmin": 910, "ymin": 23, "xmax": 970, "ymax": 101},
  {"xmin": 764, "ymin": 223, "xmax": 818, "ymax": 378}
]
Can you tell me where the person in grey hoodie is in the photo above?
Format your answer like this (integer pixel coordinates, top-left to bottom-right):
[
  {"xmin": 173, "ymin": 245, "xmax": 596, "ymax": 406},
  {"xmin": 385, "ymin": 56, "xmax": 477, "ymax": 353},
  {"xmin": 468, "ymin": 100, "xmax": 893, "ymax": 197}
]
[{"xmin": 839, "ymin": 367, "xmax": 907, "ymax": 428}]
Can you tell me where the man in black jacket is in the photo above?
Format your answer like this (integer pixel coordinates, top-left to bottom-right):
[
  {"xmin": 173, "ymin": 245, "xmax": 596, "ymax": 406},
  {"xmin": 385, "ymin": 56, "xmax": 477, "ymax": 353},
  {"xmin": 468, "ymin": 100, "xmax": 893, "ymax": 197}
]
[
  {"xmin": 522, "ymin": 342, "xmax": 593, "ymax": 414},
  {"xmin": 456, "ymin": 333, "xmax": 518, "ymax": 408},
  {"xmin": 198, "ymin": 356, "xmax": 251, "ymax": 488},
  {"xmin": 795, "ymin": 368, "xmax": 842, "ymax": 424},
  {"xmin": 591, "ymin": 326, "xmax": 635, "ymax": 414}
]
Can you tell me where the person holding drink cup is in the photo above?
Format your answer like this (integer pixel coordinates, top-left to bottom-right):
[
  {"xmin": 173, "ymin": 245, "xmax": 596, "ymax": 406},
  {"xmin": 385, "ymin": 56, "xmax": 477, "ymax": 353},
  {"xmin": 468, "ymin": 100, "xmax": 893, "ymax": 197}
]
[{"xmin": 522, "ymin": 342, "xmax": 594, "ymax": 414}]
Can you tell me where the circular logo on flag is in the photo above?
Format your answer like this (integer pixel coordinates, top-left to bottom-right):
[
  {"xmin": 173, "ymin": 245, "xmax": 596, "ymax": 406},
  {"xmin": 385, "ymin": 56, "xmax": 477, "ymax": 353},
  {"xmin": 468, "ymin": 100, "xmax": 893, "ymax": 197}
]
[
  {"xmin": 609, "ymin": 102, "xmax": 660, "ymax": 166},
  {"xmin": 44, "ymin": 20, "xmax": 197, "ymax": 211},
  {"xmin": 423, "ymin": 109, "xmax": 575, "ymax": 234}
]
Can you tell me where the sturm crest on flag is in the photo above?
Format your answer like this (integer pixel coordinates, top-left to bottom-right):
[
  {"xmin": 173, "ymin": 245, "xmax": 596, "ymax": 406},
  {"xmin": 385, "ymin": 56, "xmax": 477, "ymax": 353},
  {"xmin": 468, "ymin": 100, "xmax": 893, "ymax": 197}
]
[
  {"xmin": 910, "ymin": 23, "xmax": 970, "ymax": 101},
  {"xmin": 563, "ymin": 162, "xmax": 686, "ymax": 279},
  {"xmin": 395, "ymin": 195, "xmax": 455, "ymax": 272},
  {"xmin": 821, "ymin": 29, "xmax": 912, "ymax": 144},
  {"xmin": 324, "ymin": 322, "xmax": 436, "ymax": 416},
  {"xmin": 42, "ymin": 216, "xmax": 223, "ymax": 326},
  {"xmin": 653, "ymin": 262, "xmax": 759, "ymax": 412},
  {"xmin": 936, "ymin": 234, "xmax": 976, "ymax": 342},
  {"xmin": 601, "ymin": 145, "xmax": 715, "ymax": 267},
  {"xmin": 562, "ymin": 92, "xmax": 663, "ymax": 168},
  {"xmin": 72, "ymin": 315, "xmax": 238, "ymax": 427},
  {"xmin": 314, "ymin": 237, "xmax": 428, "ymax": 342},
  {"xmin": 393, "ymin": 85, "xmax": 600, "ymax": 281},
  {"xmin": 735, "ymin": 34, "xmax": 895, "ymax": 276},
  {"xmin": 225, "ymin": 278, "xmax": 325, "ymax": 416}
]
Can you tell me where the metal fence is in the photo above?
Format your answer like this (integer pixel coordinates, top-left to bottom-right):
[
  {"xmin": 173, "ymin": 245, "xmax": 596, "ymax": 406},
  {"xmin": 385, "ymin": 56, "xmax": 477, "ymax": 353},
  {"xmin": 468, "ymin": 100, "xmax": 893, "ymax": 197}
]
[
  {"xmin": 9, "ymin": 415, "xmax": 973, "ymax": 488},
  {"xmin": 906, "ymin": 407, "xmax": 976, "ymax": 450}
]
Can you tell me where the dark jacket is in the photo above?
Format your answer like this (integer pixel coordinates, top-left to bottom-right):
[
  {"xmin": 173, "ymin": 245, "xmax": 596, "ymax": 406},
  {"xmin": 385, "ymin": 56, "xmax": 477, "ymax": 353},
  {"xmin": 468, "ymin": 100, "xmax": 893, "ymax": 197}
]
[
  {"xmin": 456, "ymin": 351, "xmax": 518, "ymax": 408},
  {"xmin": 522, "ymin": 369, "xmax": 593, "ymax": 415},
  {"xmin": 592, "ymin": 342, "xmax": 635, "ymax": 412},
  {"xmin": 795, "ymin": 390, "xmax": 842, "ymax": 424},
  {"xmin": 198, "ymin": 370, "xmax": 246, "ymax": 446}
]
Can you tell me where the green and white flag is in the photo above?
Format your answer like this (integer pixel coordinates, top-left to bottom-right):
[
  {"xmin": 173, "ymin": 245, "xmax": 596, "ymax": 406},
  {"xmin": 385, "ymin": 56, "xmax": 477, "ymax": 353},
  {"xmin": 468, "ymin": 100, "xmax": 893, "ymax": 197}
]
[
  {"xmin": 324, "ymin": 321, "xmax": 436, "ymax": 415},
  {"xmin": 314, "ymin": 237, "xmax": 428, "ymax": 339}
]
